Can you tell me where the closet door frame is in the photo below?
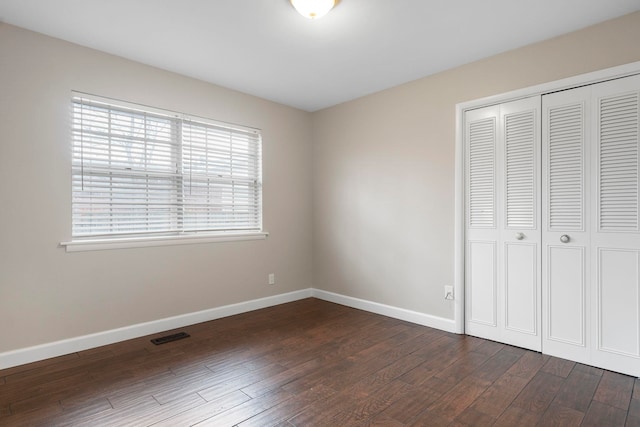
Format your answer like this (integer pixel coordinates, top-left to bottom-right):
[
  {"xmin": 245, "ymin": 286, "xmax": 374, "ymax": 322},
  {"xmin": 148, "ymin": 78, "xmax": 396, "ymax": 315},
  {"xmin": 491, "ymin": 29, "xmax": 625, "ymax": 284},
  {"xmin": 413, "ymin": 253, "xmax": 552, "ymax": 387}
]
[{"xmin": 454, "ymin": 60, "xmax": 640, "ymax": 335}]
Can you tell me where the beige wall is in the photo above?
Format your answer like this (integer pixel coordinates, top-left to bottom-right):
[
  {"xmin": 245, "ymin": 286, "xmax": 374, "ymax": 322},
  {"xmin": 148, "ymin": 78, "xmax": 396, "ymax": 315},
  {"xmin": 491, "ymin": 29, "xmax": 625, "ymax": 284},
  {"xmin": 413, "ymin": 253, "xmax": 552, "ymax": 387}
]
[
  {"xmin": 312, "ymin": 12, "xmax": 640, "ymax": 320},
  {"xmin": 0, "ymin": 23, "xmax": 313, "ymax": 352}
]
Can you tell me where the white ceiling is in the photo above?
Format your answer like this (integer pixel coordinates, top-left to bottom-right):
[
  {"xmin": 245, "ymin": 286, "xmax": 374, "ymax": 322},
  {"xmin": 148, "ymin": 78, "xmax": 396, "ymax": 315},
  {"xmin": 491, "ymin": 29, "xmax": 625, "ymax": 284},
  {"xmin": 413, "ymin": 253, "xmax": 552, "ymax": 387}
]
[{"xmin": 1, "ymin": 0, "xmax": 639, "ymax": 111}]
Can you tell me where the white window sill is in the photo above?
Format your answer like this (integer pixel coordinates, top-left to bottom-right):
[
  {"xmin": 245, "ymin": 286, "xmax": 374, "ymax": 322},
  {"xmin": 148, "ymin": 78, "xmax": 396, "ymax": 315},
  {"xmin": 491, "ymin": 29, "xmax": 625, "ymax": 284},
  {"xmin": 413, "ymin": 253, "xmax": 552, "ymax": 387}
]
[{"xmin": 60, "ymin": 231, "xmax": 269, "ymax": 252}]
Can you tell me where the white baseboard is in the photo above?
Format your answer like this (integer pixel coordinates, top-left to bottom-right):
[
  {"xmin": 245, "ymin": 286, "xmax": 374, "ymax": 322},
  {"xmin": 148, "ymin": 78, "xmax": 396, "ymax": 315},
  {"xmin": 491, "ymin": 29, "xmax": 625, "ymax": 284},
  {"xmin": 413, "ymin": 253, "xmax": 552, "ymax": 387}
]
[
  {"xmin": 311, "ymin": 289, "xmax": 457, "ymax": 333},
  {"xmin": 0, "ymin": 288, "xmax": 458, "ymax": 370},
  {"xmin": 0, "ymin": 289, "xmax": 312, "ymax": 370}
]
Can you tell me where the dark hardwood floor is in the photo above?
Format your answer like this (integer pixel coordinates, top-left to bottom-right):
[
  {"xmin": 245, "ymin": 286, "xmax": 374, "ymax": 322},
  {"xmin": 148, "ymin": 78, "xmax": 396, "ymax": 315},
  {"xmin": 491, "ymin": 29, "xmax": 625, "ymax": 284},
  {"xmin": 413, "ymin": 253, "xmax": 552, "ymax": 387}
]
[{"xmin": 1, "ymin": 298, "xmax": 638, "ymax": 426}]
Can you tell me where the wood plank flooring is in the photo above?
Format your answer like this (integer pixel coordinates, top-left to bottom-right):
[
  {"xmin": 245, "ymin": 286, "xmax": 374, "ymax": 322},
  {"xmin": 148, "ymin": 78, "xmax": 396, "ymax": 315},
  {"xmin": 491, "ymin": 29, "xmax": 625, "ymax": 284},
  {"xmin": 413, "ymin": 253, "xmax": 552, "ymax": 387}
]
[{"xmin": 1, "ymin": 298, "xmax": 638, "ymax": 426}]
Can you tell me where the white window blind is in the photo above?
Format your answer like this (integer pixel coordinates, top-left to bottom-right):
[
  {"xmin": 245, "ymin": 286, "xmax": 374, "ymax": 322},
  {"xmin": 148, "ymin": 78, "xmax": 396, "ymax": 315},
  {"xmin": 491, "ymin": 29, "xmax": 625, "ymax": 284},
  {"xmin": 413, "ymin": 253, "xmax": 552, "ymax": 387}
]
[{"xmin": 72, "ymin": 95, "xmax": 262, "ymax": 239}]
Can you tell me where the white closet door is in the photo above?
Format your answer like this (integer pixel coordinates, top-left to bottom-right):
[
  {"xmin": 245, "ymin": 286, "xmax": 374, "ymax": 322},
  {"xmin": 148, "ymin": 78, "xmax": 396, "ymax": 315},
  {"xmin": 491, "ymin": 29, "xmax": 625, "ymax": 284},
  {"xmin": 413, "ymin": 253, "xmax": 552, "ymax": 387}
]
[
  {"xmin": 465, "ymin": 105, "xmax": 501, "ymax": 344},
  {"xmin": 590, "ymin": 74, "xmax": 640, "ymax": 377},
  {"xmin": 499, "ymin": 98, "xmax": 542, "ymax": 351},
  {"xmin": 541, "ymin": 74, "xmax": 640, "ymax": 377},
  {"xmin": 542, "ymin": 86, "xmax": 591, "ymax": 364},
  {"xmin": 465, "ymin": 97, "xmax": 541, "ymax": 351}
]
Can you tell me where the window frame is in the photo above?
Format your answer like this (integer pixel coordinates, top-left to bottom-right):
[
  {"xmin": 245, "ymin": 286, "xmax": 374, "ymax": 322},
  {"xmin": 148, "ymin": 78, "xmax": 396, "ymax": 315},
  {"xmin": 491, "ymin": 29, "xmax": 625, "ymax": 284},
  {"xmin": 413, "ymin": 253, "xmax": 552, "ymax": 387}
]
[{"xmin": 61, "ymin": 92, "xmax": 267, "ymax": 252}]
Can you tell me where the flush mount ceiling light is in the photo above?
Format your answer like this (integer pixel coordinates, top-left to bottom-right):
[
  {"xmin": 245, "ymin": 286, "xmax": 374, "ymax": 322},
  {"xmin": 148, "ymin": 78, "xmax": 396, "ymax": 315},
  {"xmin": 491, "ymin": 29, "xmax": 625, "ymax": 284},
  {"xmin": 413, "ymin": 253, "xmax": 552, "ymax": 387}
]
[{"xmin": 290, "ymin": 0, "xmax": 336, "ymax": 19}]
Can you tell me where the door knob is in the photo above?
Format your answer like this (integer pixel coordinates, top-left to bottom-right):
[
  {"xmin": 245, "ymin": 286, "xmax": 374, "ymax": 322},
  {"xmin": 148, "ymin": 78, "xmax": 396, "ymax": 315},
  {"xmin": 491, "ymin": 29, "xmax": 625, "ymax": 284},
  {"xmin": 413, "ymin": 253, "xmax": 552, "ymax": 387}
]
[
  {"xmin": 560, "ymin": 234, "xmax": 570, "ymax": 243},
  {"xmin": 515, "ymin": 232, "xmax": 525, "ymax": 240}
]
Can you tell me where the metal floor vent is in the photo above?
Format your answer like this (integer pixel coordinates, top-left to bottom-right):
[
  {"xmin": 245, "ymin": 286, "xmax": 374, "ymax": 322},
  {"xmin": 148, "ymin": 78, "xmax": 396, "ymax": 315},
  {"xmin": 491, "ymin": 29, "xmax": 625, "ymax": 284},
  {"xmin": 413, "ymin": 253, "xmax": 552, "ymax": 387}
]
[{"xmin": 150, "ymin": 332, "xmax": 190, "ymax": 345}]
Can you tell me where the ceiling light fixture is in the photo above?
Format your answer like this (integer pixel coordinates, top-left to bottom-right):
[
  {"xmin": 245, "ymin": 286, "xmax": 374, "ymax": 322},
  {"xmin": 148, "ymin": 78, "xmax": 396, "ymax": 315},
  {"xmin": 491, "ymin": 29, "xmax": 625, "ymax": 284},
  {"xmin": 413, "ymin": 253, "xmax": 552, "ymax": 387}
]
[{"xmin": 290, "ymin": 0, "xmax": 336, "ymax": 19}]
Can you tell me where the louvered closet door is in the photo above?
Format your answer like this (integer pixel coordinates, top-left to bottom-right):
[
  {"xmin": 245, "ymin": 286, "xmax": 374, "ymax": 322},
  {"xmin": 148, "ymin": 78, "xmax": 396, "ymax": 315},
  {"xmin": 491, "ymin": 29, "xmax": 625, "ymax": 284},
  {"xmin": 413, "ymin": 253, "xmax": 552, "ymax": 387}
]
[
  {"xmin": 542, "ymin": 86, "xmax": 592, "ymax": 365},
  {"xmin": 499, "ymin": 98, "xmax": 542, "ymax": 351},
  {"xmin": 541, "ymin": 73, "xmax": 640, "ymax": 377},
  {"xmin": 465, "ymin": 105, "xmax": 501, "ymax": 344},
  {"xmin": 465, "ymin": 97, "xmax": 541, "ymax": 351},
  {"xmin": 589, "ymin": 74, "xmax": 640, "ymax": 377}
]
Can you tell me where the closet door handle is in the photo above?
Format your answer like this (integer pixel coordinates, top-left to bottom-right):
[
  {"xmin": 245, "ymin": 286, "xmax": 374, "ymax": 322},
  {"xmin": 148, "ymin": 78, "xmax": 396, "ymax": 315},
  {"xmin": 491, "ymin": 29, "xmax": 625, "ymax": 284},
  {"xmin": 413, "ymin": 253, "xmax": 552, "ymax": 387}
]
[
  {"xmin": 515, "ymin": 232, "xmax": 525, "ymax": 240},
  {"xmin": 560, "ymin": 234, "xmax": 570, "ymax": 243}
]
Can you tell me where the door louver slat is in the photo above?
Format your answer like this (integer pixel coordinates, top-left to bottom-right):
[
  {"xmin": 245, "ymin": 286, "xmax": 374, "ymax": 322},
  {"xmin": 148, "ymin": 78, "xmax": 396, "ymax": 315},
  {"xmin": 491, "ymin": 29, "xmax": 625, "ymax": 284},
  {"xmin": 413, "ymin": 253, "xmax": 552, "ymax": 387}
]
[
  {"xmin": 505, "ymin": 111, "xmax": 536, "ymax": 228},
  {"xmin": 548, "ymin": 103, "xmax": 584, "ymax": 230},
  {"xmin": 599, "ymin": 93, "xmax": 639, "ymax": 231},
  {"xmin": 469, "ymin": 118, "xmax": 496, "ymax": 228}
]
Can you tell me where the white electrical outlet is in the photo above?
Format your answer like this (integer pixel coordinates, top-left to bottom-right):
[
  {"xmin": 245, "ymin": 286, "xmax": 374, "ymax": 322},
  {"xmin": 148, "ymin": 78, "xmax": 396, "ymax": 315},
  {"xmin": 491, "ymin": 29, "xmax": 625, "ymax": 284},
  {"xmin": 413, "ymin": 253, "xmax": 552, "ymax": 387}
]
[
  {"xmin": 444, "ymin": 285, "xmax": 454, "ymax": 300},
  {"xmin": 268, "ymin": 273, "xmax": 275, "ymax": 285}
]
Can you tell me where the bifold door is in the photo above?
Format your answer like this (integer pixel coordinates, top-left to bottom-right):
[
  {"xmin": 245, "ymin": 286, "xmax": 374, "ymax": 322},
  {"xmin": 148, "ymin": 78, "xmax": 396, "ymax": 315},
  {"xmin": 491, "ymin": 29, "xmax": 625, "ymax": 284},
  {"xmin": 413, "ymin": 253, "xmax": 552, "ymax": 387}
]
[
  {"xmin": 542, "ymin": 74, "xmax": 640, "ymax": 377},
  {"xmin": 542, "ymin": 86, "xmax": 591, "ymax": 365},
  {"xmin": 465, "ymin": 97, "xmax": 541, "ymax": 352}
]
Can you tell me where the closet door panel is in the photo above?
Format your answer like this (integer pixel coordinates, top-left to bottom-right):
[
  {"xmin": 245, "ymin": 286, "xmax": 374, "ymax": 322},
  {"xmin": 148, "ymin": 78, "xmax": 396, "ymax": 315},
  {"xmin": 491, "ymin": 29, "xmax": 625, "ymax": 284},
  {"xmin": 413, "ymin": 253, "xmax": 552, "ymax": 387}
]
[
  {"xmin": 591, "ymin": 74, "xmax": 640, "ymax": 376},
  {"xmin": 465, "ymin": 106, "xmax": 501, "ymax": 342},
  {"xmin": 542, "ymin": 86, "xmax": 591, "ymax": 363},
  {"xmin": 499, "ymin": 97, "xmax": 541, "ymax": 351}
]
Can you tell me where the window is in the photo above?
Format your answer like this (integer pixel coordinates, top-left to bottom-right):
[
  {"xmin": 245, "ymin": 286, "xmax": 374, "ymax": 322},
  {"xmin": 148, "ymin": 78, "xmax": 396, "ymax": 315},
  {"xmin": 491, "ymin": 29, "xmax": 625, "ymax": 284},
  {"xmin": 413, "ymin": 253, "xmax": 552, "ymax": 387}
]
[{"xmin": 70, "ymin": 94, "xmax": 262, "ymax": 243}]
